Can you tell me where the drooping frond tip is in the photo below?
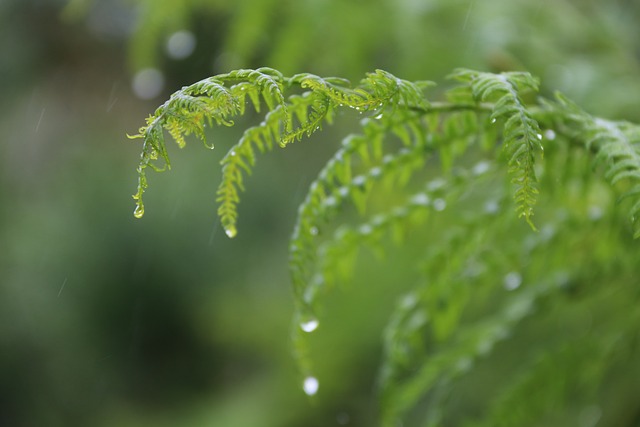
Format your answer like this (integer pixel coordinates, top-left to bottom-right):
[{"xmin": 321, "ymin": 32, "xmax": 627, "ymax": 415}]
[
  {"xmin": 451, "ymin": 69, "xmax": 543, "ymax": 229},
  {"xmin": 130, "ymin": 68, "xmax": 432, "ymax": 238}
]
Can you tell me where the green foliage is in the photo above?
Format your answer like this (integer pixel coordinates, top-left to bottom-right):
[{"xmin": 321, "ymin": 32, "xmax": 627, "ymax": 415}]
[{"xmin": 130, "ymin": 67, "xmax": 640, "ymax": 426}]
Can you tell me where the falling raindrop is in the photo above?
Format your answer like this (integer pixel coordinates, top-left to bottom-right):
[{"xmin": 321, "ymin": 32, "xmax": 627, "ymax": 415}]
[
  {"xmin": 303, "ymin": 376, "xmax": 319, "ymax": 395},
  {"xmin": 503, "ymin": 271, "xmax": 522, "ymax": 290},
  {"xmin": 300, "ymin": 317, "xmax": 319, "ymax": 333}
]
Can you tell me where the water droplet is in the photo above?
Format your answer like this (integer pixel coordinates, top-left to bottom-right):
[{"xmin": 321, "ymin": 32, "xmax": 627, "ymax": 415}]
[
  {"xmin": 133, "ymin": 204, "xmax": 145, "ymax": 218},
  {"xmin": 588, "ymin": 205, "xmax": 603, "ymax": 221},
  {"xmin": 536, "ymin": 133, "xmax": 543, "ymax": 140},
  {"xmin": 300, "ymin": 317, "xmax": 319, "ymax": 333},
  {"xmin": 472, "ymin": 160, "xmax": 491, "ymax": 176},
  {"xmin": 352, "ymin": 175, "xmax": 366, "ymax": 187},
  {"xmin": 323, "ymin": 196, "xmax": 337, "ymax": 208},
  {"xmin": 230, "ymin": 150, "xmax": 236, "ymax": 156},
  {"xmin": 374, "ymin": 113, "xmax": 383, "ymax": 120},
  {"xmin": 427, "ymin": 178, "xmax": 447, "ymax": 191},
  {"xmin": 544, "ymin": 129, "xmax": 556, "ymax": 140},
  {"xmin": 503, "ymin": 271, "xmax": 522, "ymax": 290},
  {"xmin": 400, "ymin": 292, "xmax": 418, "ymax": 309},
  {"xmin": 484, "ymin": 200, "xmax": 499, "ymax": 214},
  {"xmin": 433, "ymin": 198, "xmax": 446, "ymax": 211},
  {"xmin": 411, "ymin": 193, "xmax": 430, "ymax": 206},
  {"xmin": 309, "ymin": 226, "xmax": 319, "ymax": 236},
  {"xmin": 338, "ymin": 187, "xmax": 350, "ymax": 198},
  {"xmin": 491, "ymin": 118, "xmax": 497, "ymax": 124},
  {"xmin": 369, "ymin": 167, "xmax": 382, "ymax": 179},
  {"xmin": 225, "ymin": 225, "xmax": 237, "ymax": 238},
  {"xmin": 359, "ymin": 224, "xmax": 373, "ymax": 235},
  {"xmin": 303, "ymin": 376, "xmax": 319, "ymax": 395}
]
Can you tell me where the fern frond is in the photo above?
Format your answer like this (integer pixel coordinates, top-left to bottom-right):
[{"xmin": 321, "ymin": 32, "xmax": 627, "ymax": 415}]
[
  {"xmin": 549, "ymin": 93, "xmax": 640, "ymax": 237},
  {"xmin": 289, "ymin": 114, "xmax": 433, "ymax": 299},
  {"xmin": 380, "ymin": 273, "xmax": 561, "ymax": 427},
  {"xmin": 451, "ymin": 69, "xmax": 543, "ymax": 229}
]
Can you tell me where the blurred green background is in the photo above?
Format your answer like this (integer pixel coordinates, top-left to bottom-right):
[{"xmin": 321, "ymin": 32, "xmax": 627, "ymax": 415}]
[{"xmin": 1, "ymin": 0, "xmax": 640, "ymax": 426}]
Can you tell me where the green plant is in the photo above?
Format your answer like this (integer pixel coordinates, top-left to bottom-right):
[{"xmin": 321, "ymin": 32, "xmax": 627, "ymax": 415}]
[{"xmin": 130, "ymin": 67, "xmax": 640, "ymax": 426}]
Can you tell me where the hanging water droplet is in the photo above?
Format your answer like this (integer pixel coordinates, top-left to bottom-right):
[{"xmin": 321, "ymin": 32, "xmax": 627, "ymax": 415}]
[
  {"xmin": 536, "ymin": 133, "xmax": 543, "ymax": 140},
  {"xmin": 491, "ymin": 118, "xmax": 497, "ymax": 124},
  {"xmin": 309, "ymin": 226, "xmax": 319, "ymax": 236},
  {"xmin": 303, "ymin": 376, "xmax": 319, "ymax": 396},
  {"xmin": 133, "ymin": 204, "xmax": 145, "ymax": 218},
  {"xmin": 230, "ymin": 150, "xmax": 236, "ymax": 156},
  {"xmin": 544, "ymin": 129, "xmax": 556, "ymax": 140},
  {"xmin": 503, "ymin": 271, "xmax": 522, "ymax": 290},
  {"xmin": 225, "ymin": 225, "xmax": 237, "ymax": 238},
  {"xmin": 374, "ymin": 113, "xmax": 383, "ymax": 120},
  {"xmin": 300, "ymin": 317, "xmax": 319, "ymax": 333},
  {"xmin": 433, "ymin": 198, "xmax": 446, "ymax": 211}
]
